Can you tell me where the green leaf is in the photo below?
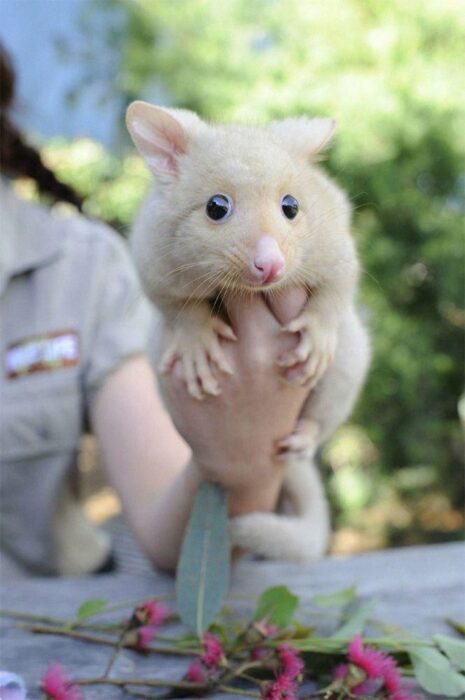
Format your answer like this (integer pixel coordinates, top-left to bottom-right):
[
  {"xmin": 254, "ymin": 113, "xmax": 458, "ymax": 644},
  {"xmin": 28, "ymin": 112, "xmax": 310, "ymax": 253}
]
[
  {"xmin": 253, "ymin": 585, "xmax": 299, "ymax": 628},
  {"xmin": 176, "ymin": 483, "xmax": 230, "ymax": 636},
  {"xmin": 434, "ymin": 635, "xmax": 465, "ymax": 672},
  {"xmin": 76, "ymin": 598, "xmax": 107, "ymax": 620},
  {"xmin": 291, "ymin": 622, "xmax": 315, "ymax": 639},
  {"xmin": 291, "ymin": 636, "xmax": 347, "ymax": 654},
  {"xmin": 330, "ymin": 598, "xmax": 377, "ymax": 640},
  {"xmin": 447, "ymin": 619, "xmax": 465, "ymax": 638},
  {"xmin": 410, "ymin": 647, "xmax": 465, "ymax": 697},
  {"xmin": 312, "ymin": 585, "xmax": 357, "ymax": 608}
]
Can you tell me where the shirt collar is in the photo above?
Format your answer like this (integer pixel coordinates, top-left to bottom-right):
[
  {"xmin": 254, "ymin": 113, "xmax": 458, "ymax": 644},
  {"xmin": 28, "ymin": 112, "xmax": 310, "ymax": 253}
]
[{"xmin": 0, "ymin": 178, "xmax": 64, "ymax": 295}]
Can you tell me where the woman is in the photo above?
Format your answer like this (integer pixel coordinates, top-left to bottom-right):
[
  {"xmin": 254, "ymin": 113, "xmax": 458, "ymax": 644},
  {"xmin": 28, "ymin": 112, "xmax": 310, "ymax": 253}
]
[{"xmin": 0, "ymin": 46, "xmax": 306, "ymax": 577}]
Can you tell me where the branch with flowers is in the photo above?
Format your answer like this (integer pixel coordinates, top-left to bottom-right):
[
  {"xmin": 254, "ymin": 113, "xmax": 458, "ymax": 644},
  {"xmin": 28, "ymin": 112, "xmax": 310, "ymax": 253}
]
[
  {"xmin": 3, "ymin": 582, "xmax": 465, "ymax": 700},
  {"xmin": 2, "ymin": 486, "xmax": 465, "ymax": 699}
]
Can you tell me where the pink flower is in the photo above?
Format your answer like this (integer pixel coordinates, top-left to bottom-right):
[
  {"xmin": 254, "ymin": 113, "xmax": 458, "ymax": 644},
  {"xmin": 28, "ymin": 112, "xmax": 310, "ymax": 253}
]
[
  {"xmin": 260, "ymin": 644, "xmax": 303, "ymax": 699},
  {"xmin": 185, "ymin": 661, "xmax": 207, "ymax": 684},
  {"xmin": 277, "ymin": 645, "xmax": 304, "ymax": 680},
  {"xmin": 41, "ymin": 664, "xmax": 83, "ymax": 700},
  {"xmin": 262, "ymin": 673, "xmax": 297, "ymax": 700},
  {"xmin": 200, "ymin": 632, "xmax": 224, "ymax": 668},
  {"xmin": 135, "ymin": 600, "xmax": 170, "ymax": 627},
  {"xmin": 347, "ymin": 636, "xmax": 420, "ymax": 700},
  {"xmin": 134, "ymin": 625, "xmax": 156, "ymax": 650},
  {"xmin": 348, "ymin": 634, "xmax": 388, "ymax": 678},
  {"xmin": 382, "ymin": 654, "xmax": 402, "ymax": 693}
]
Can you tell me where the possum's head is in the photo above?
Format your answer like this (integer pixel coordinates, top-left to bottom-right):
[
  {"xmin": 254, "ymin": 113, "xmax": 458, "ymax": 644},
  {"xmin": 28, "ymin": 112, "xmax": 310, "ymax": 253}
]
[{"xmin": 127, "ymin": 102, "xmax": 353, "ymax": 296}]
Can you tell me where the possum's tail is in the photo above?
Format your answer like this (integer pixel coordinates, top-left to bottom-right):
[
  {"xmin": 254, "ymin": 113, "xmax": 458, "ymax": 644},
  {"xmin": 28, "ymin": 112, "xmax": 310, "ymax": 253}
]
[{"xmin": 229, "ymin": 458, "xmax": 330, "ymax": 564}]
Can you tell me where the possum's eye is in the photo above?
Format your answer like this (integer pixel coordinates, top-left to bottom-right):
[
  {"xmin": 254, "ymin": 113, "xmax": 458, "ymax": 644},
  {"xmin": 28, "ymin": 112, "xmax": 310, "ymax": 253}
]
[
  {"xmin": 206, "ymin": 194, "xmax": 234, "ymax": 222},
  {"xmin": 281, "ymin": 194, "xmax": 299, "ymax": 220}
]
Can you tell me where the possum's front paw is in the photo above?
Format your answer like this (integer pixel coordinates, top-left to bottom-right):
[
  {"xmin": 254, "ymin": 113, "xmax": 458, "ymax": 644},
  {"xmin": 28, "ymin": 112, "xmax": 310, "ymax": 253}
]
[
  {"xmin": 278, "ymin": 311, "xmax": 337, "ymax": 389},
  {"xmin": 277, "ymin": 418, "xmax": 320, "ymax": 461},
  {"xmin": 159, "ymin": 315, "xmax": 236, "ymax": 399}
]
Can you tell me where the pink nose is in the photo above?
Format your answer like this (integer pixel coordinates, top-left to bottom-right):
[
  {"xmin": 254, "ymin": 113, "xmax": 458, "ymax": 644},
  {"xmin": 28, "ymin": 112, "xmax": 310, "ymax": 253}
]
[{"xmin": 251, "ymin": 236, "xmax": 285, "ymax": 285}]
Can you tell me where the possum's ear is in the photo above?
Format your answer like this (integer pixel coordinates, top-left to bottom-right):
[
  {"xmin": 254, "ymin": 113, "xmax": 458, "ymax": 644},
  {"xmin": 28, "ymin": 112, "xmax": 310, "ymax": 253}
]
[
  {"xmin": 126, "ymin": 101, "xmax": 193, "ymax": 177},
  {"xmin": 270, "ymin": 117, "xmax": 336, "ymax": 159}
]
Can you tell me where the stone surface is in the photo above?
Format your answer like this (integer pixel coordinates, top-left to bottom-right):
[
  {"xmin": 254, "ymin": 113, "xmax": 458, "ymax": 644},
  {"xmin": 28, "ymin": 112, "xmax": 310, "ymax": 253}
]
[{"xmin": 1, "ymin": 542, "xmax": 464, "ymax": 698}]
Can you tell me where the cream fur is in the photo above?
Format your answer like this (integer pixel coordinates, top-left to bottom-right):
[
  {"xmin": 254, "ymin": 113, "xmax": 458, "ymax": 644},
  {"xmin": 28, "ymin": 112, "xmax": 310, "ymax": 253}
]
[{"xmin": 127, "ymin": 102, "xmax": 370, "ymax": 563}]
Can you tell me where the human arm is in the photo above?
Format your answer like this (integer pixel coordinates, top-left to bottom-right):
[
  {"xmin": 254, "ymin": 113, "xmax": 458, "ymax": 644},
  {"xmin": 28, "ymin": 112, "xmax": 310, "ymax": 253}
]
[{"xmin": 91, "ymin": 289, "xmax": 307, "ymax": 572}]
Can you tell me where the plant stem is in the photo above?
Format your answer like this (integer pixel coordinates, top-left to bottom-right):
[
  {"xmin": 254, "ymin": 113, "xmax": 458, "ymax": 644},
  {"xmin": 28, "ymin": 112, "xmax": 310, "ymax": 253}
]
[
  {"xmin": 216, "ymin": 658, "xmax": 265, "ymax": 689},
  {"xmin": 0, "ymin": 608, "xmax": 69, "ymax": 626},
  {"xmin": 238, "ymin": 671, "xmax": 263, "ymax": 685},
  {"xmin": 0, "ymin": 596, "xmax": 176, "ymax": 631},
  {"xmin": 218, "ymin": 685, "xmax": 260, "ymax": 697},
  {"xmin": 0, "ymin": 608, "xmax": 122, "ymax": 633},
  {"xmin": 75, "ymin": 677, "xmax": 205, "ymax": 691},
  {"xmin": 102, "ymin": 627, "xmax": 127, "ymax": 677},
  {"xmin": 19, "ymin": 623, "xmax": 198, "ymax": 656},
  {"xmin": 66, "ymin": 596, "xmax": 176, "ymax": 630}
]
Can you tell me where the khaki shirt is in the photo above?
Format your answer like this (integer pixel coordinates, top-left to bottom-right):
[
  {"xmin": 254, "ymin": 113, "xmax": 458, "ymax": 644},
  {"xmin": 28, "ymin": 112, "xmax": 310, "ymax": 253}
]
[{"xmin": 0, "ymin": 180, "xmax": 152, "ymax": 577}]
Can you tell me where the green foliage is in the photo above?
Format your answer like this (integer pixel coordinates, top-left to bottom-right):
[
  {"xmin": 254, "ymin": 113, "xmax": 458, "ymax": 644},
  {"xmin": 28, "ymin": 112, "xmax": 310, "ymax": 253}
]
[
  {"xmin": 253, "ymin": 585, "xmax": 299, "ymax": 628},
  {"xmin": 434, "ymin": 634, "xmax": 465, "ymax": 672},
  {"xmin": 409, "ymin": 646, "xmax": 465, "ymax": 697},
  {"xmin": 42, "ymin": 138, "xmax": 149, "ymax": 230},
  {"xmin": 176, "ymin": 483, "xmax": 230, "ymax": 636},
  {"xmin": 76, "ymin": 598, "xmax": 108, "ymax": 620},
  {"xmin": 44, "ymin": 0, "xmax": 464, "ymax": 545},
  {"xmin": 312, "ymin": 586, "xmax": 357, "ymax": 609},
  {"xmin": 330, "ymin": 599, "xmax": 377, "ymax": 640}
]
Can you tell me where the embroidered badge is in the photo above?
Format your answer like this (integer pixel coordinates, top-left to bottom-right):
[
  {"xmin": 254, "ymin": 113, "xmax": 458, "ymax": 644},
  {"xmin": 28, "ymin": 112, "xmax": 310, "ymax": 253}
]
[{"xmin": 5, "ymin": 330, "xmax": 80, "ymax": 379}]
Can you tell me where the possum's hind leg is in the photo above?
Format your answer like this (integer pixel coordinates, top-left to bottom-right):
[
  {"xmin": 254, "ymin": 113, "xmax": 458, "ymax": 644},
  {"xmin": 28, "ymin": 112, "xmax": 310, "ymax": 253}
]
[
  {"xmin": 276, "ymin": 418, "xmax": 320, "ymax": 461},
  {"xmin": 229, "ymin": 458, "xmax": 330, "ymax": 564}
]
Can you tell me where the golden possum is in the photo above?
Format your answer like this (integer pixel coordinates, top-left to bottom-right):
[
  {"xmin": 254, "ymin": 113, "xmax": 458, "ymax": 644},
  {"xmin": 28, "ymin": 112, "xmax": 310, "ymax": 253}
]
[{"xmin": 126, "ymin": 102, "xmax": 370, "ymax": 563}]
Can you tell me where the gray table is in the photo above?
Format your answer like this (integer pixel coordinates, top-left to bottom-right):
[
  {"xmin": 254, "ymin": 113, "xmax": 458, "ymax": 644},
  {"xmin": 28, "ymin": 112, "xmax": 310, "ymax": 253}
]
[{"xmin": 1, "ymin": 542, "xmax": 464, "ymax": 699}]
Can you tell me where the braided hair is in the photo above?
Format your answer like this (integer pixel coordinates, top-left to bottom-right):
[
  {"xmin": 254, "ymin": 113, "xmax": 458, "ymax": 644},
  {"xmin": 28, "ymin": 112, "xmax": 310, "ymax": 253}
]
[{"xmin": 0, "ymin": 44, "xmax": 84, "ymax": 210}]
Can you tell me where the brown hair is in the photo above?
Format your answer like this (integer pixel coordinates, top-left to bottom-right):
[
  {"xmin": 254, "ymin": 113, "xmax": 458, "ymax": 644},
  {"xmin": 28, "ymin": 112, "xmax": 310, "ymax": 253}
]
[{"xmin": 0, "ymin": 44, "xmax": 84, "ymax": 210}]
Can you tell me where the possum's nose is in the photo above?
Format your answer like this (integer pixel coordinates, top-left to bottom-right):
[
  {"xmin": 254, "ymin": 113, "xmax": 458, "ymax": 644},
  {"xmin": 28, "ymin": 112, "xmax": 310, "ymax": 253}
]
[{"xmin": 251, "ymin": 236, "xmax": 285, "ymax": 285}]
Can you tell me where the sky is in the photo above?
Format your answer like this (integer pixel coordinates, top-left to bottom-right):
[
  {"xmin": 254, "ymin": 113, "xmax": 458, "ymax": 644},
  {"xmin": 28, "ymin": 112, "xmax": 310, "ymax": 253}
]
[{"xmin": 1, "ymin": 0, "xmax": 120, "ymax": 146}]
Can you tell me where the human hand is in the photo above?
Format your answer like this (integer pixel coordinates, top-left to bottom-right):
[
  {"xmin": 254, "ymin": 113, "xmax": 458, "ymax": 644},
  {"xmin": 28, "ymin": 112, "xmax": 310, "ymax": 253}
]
[{"xmin": 159, "ymin": 288, "xmax": 308, "ymax": 510}]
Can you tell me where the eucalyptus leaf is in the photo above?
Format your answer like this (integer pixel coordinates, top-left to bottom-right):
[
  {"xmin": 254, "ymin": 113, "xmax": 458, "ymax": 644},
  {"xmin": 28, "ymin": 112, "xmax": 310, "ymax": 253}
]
[
  {"xmin": 253, "ymin": 585, "xmax": 299, "ymax": 628},
  {"xmin": 447, "ymin": 619, "xmax": 465, "ymax": 638},
  {"xmin": 176, "ymin": 483, "xmax": 230, "ymax": 636},
  {"xmin": 434, "ymin": 634, "xmax": 465, "ymax": 672},
  {"xmin": 312, "ymin": 585, "xmax": 357, "ymax": 608},
  {"xmin": 291, "ymin": 637, "xmax": 347, "ymax": 654},
  {"xmin": 330, "ymin": 598, "xmax": 377, "ymax": 639},
  {"xmin": 76, "ymin": 598, "xmax": 107, "ymax": 620},
  {"xmin": 409, "ymin": 647, "xmax": 465, "ymax": 697}
]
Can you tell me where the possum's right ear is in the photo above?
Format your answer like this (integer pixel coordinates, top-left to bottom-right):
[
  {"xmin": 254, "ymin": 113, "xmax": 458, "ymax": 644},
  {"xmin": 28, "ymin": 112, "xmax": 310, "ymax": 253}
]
[{"xmin": 126, "ymin": 101, "xmax": 188, "ymax": 178}]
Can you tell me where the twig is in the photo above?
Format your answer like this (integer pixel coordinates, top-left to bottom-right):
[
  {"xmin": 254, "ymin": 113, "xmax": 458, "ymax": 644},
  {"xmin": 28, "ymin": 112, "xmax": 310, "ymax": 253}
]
[
  {"xmin": 102, "ymin": 627, "xmax": 127, "ymax": 678},
  {"xmin": 237, "ymin": 671, "xmax": 263, "ymax": 685},
  {"xmin": 19, "ymin": 623, "xmax": 198, "ymax": 656},
  {"xmin": 75, "ymin": 676, "xmax": 206, "ymax": 691},
  {"xmin": 0, "ymin": 608, "xmax": 70, "ymax": 626},
  {"xmin": 0, "ymin": 596, "xmax": 176, "ymax": 631},
  {"xmin": 218, "ymin": 685, "xmax": 260, "ymax": 697}
]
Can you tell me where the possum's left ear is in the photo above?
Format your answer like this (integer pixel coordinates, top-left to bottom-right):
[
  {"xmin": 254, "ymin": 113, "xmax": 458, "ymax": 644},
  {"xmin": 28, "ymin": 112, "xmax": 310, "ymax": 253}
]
[{"xmin": 270, "ymin": 117, "xmax": 336, "ymax": 159}]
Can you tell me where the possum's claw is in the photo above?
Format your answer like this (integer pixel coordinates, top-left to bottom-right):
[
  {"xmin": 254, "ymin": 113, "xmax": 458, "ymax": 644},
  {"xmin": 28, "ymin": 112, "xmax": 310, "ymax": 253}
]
[
  {"xmin": 278, "ymin": 311, "xmax": 337, "ymax": 388},
  {"xmin": 159, "ymin": 316, "xmax": 235, "ymax": 399}
]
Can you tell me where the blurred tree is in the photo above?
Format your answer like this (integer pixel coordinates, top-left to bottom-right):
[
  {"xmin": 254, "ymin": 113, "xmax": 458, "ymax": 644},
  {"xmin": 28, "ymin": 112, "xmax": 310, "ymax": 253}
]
[{"xmin": 43, "ymin": 0, "xmax": 464, "ymax": 544}]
